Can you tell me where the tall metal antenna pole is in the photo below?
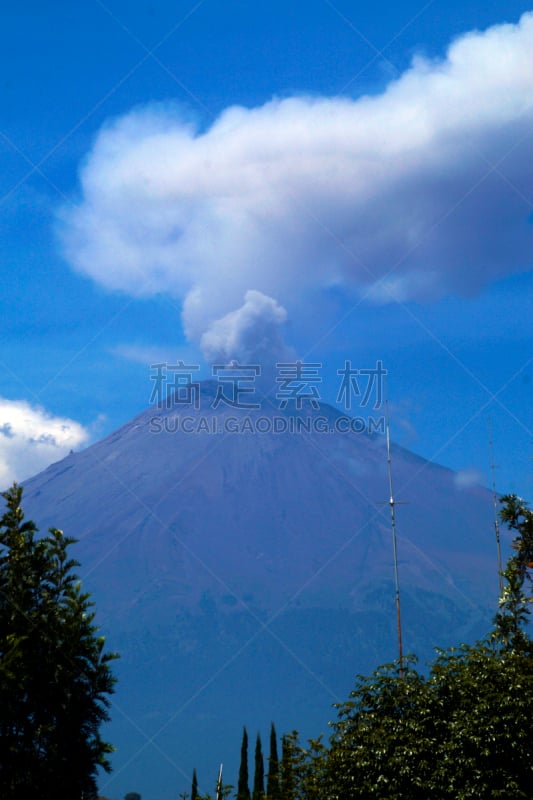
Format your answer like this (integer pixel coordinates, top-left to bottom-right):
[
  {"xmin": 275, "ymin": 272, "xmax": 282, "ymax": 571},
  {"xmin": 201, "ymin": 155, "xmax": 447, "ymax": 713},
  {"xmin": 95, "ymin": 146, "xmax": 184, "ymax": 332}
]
[
  {"xmin": 488, "ymin": 418, "xmax": 504, "ymax": 596},
  {"xmin": 385, "ymin": 398, "xmax": 404, "ymax": 677},
  {"xmin": 216, "ymin": 763, "xmax": 223, "ymax": 800}
]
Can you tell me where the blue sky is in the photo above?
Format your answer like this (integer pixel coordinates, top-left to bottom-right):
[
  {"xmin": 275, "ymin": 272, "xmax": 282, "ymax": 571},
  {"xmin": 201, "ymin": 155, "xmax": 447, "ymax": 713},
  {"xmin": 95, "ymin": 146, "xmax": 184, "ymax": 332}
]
[{"xmin": 1, "ymin": 0, "xmax": 532, "ymax": 498}]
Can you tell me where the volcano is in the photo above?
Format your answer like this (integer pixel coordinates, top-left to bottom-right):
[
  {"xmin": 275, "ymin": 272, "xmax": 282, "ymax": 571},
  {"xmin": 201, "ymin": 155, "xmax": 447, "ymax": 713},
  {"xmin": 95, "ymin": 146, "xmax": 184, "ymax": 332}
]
[{"xmin": 21, "ymin": 382, "xmax": 502, "ymax": 800}]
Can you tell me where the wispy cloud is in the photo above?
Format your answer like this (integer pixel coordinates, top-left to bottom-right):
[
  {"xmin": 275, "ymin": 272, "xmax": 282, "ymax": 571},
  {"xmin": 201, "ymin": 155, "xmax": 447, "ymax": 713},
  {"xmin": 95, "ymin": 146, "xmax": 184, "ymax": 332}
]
[
  {"xmin": 59, "ymin": 12, "xmax": 533, "ymax": 355},
  {"xmin": 111, "ymin": 342, "xmax": 179, "ymax": 366},
  {"xmin": 0, "ymin": 399, "xmax": 89, "ymax": 487},
  {"xmin": 454, "ymin": 467, "xmax": 486, "ymax": 490}
]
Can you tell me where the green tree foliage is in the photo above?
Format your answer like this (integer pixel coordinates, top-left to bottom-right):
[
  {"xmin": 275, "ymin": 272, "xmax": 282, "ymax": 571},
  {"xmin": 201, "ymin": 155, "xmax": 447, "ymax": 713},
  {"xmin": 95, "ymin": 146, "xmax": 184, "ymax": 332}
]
[
  {"xmin": 0, "ymin": 484, "xmax": 117, "ymax": 800},
  {"xmin": 252, "ymin": 733, "xmax": 264, "ymax": 800},
  {"xmin": 300, "ymin": 493, "xmax": 533, "ymax": 799},
  {"xmin": 280, "ymin": 733, "xmax": 297, "ymax": 800},
  {"xmin": 237, "ymin": 727, "xmax": 251, "ymax": 800},
  {"xmin": 325, "ymin": 643, "xmax": 533, "ymax": 798},
  {"xmin": 266, "ymin": 723, "xmax": 280, "ymax": 799},
  {"xmin": 493, "ymin": 493, "xmax": 533, "ymax": 651},
  {"xmin": 326, "ymin": 657, "xmax": 430, "ymax": 799},
  {"xmin": 279, "ymin": 731, "xmax": 327, "ymax": 800}
]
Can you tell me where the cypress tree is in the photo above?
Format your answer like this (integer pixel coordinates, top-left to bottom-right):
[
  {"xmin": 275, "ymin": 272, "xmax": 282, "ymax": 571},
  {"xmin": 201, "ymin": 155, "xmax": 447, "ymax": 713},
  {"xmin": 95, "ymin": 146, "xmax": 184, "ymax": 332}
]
[
  {"xmin": 237, "ymin": 726, "xmax": 251, "ymax": 800},
  {"xmin": 266, "ymin": 723, "xmax": 280, "ymax": 799},
  {"xmin": 191, "ymin": 767, "xmax": 199, "ymax": 799},
  {"xmin": 252, "ymin": 733, "xmax": 264, "ymax": 800}
]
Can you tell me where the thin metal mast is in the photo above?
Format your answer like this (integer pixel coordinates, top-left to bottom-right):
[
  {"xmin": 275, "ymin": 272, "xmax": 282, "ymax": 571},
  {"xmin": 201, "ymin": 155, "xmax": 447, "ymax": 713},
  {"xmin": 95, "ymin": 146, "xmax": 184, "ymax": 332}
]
[
  {"xmin": 385, "ymin": 399, "xmax": 404, "ymax": 677},
  {"xmin": 488, "ymin": 418, "xmax": 504, "ymax": 596},
  {"xmin": 216, "ymin": 763, "xmax": 223, "ymax": 800}
]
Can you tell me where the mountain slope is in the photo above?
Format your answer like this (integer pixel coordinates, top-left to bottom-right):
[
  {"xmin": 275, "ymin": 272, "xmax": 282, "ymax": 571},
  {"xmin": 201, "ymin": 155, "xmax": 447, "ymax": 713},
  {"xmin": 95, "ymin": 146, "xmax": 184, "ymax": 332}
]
[{"xmin": 20, "ymin": 383, "xmax": 502, "ymax": 799}]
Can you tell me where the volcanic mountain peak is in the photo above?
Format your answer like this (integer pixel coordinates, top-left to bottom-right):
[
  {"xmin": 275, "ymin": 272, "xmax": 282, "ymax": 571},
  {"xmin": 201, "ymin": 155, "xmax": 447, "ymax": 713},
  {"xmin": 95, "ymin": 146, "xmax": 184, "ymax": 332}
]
[{"xmin": 19, "ymin": 388, "xmax": 502, "ymax": 800}]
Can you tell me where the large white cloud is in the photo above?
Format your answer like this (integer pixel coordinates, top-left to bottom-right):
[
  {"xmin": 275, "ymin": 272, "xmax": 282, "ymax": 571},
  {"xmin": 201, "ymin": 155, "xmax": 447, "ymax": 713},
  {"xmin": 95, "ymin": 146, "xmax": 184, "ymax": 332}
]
[
  {"xmin": 60, "ymin": 12, "xmax": 533, "ymax": 349},
  {"xmin": 0, "ymin": 399, "xmax": 89, "ymax": 487}
]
